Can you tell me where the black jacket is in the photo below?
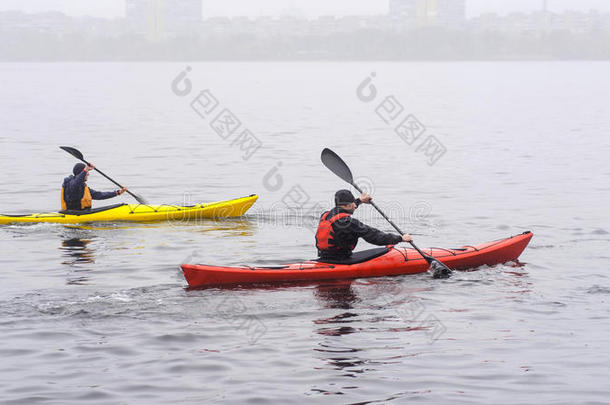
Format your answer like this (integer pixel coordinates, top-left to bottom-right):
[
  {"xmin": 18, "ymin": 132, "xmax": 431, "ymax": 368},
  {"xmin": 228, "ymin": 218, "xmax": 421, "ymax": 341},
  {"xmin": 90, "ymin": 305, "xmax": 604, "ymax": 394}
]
[
  {"xmin": 62, "ymin": 171, "xmax": 117, "ymax": 210},
  {"xmin": 317, "ymin": 205, "xmax": 403, "ymax": 260}
]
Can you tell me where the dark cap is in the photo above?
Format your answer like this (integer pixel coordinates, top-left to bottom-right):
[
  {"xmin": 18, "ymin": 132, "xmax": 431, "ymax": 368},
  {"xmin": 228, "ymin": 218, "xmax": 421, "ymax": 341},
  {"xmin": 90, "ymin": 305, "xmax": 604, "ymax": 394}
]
[
  {"xmin": 73, "ymin": 163, "xmax": 86, "ymax": 175},
  {"xmin": 335, "ymin": 189, "xmax": 356, "ymax": 206}
]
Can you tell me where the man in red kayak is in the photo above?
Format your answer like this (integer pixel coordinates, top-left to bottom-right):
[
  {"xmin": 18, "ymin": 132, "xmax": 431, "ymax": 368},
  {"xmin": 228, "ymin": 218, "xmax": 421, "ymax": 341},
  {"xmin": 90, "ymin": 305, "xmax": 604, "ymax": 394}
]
[
  {"xmin": 61, "ymin": 163, "xmax": 127, "ymax": 211},
  {"xmin": 316, "ymin": 189, "xmax": 412, "ymax": 261}
]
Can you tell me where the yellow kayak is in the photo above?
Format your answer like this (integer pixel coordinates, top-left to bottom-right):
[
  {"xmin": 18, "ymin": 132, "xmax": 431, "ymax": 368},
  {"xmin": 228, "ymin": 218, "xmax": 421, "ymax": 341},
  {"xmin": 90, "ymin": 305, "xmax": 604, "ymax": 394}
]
[{"xmin": 0, "ymin": 194, "xmax": 258, "ymax": 225}]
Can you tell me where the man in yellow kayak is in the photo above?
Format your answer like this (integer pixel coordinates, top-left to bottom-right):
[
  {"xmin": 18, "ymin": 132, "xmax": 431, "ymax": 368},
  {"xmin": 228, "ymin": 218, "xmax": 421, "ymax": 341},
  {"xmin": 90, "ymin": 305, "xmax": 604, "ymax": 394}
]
[
  {"xmin": 315, "ymin": 189, "xmax": 412, "ymax": 261},
  {"xmin": 61, "ymin": 163, "xmax": 127, "ymax": 211}
]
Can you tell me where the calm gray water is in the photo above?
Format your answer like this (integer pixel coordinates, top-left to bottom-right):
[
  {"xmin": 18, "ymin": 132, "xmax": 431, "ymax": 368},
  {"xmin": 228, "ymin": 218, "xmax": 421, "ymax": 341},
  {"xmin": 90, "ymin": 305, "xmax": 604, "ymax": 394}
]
[{"xmin": 1, "ymin": 62, "xmax": 609, "ymax": 404}]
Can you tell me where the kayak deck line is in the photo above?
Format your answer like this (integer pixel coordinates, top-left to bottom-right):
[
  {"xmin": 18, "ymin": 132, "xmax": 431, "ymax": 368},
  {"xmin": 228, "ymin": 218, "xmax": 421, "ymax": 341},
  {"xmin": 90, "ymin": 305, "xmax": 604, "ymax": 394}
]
[
  {"xmin": 124, "ymin": 194, "xmax": 258, "ymax": 214},
  {"xmin": 181, "ymin": 231, "xmax": 533, "ymax": 288},
  {"xmin": 124, "ymin": 194, "xmax": 259, "ymax": 214}
]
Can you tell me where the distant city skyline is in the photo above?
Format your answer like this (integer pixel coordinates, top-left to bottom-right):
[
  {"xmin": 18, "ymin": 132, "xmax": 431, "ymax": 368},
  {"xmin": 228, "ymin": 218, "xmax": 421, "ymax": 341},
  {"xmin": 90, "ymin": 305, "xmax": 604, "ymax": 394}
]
[
  {"xmin": 2, "ymin": 0, "xmax": 608, "ymax": 61},
  {"xmin": 1, "ymin": 0, "xmax": 610, "ymax": 19}
]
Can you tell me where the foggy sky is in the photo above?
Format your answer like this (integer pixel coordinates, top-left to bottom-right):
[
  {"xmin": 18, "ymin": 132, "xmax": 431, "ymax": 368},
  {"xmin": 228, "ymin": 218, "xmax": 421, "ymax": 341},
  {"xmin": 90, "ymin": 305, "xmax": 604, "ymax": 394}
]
[{"xmin": 1, "ymin": 0, "xmax": 610, "ymax": 19}]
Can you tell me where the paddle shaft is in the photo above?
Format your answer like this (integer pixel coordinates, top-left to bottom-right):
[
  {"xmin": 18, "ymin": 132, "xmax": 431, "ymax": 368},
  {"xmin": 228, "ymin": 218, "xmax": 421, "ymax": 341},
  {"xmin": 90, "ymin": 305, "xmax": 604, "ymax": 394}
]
[
  {"xmin": 351, "ymin": 182, "xmax": 433, "ymax": 265},
  {"xmin": 73, "ymin": 156, "xmax": 142, "ymax": 202},
  {"xmin": 320, "ymin": 147, "xmax": 451, "ymax": 277}
]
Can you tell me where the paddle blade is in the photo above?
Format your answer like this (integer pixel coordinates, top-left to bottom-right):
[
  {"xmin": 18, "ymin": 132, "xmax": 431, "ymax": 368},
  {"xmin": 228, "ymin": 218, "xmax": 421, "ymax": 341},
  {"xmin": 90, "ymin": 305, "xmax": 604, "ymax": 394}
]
[
  {"xmin": 321, "ymin": 148, "xmax": 354, "ymax": 185},
  {"xmin": 430, "ymin": 259, "xmax": 453, "ymax": 279},
  {"xmin": 60, "ymin": 146, "xmax": 85, "ymax": 161}
]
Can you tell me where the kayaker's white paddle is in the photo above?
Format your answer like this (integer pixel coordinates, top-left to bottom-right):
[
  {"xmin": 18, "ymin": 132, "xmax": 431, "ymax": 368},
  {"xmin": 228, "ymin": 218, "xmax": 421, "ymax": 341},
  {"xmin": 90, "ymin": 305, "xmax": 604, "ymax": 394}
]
[
  {"xmin": 60, "ymin": 146, "xmax": 148, "ymax": 205},
  {"xmin": 321, "ymin": 147, "xmax": 452, "ymax": 279}
]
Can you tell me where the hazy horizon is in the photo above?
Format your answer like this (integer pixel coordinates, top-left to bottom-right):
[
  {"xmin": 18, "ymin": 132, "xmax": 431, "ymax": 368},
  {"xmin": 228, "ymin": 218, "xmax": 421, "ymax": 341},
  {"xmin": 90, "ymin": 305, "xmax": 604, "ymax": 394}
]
[{"xmin": 1, "ymin": 0, "xmax": 610, "ymax": 19}]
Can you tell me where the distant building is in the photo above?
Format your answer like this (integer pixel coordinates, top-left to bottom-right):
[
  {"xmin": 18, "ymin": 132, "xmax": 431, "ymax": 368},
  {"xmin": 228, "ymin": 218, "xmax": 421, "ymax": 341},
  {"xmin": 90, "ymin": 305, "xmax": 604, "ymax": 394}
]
[
  {"xmin": 126, "ymin": 0, "xmax": 201, "ymax": 38},
  {"xmin": 389, "ymin": 0, "xmax": 466, "ymax": 28}
]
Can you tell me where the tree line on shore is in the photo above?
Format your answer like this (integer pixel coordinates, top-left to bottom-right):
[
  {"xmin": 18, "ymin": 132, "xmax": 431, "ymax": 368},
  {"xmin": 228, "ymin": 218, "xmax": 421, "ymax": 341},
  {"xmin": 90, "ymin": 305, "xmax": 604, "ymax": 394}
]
[{"xmin": 1, "ymin": 28, "xmax": 609, "ymax": 61}]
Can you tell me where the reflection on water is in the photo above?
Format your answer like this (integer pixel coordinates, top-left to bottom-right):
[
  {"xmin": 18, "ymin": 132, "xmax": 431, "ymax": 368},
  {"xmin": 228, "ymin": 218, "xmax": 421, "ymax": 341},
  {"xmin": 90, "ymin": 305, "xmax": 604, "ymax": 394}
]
[
  {"xmin": 313, "ymin": 281, "xmax": 358, "ymax": 310},
  {"xmin": 60, "ymin": 237, "xmax": 96, "ymax": 285},
  {"xmin": 312, "ymin": 282, "xmax": 364, "ymax": 383},
  {"xmin": 63, "ymin": 217, "xmax": 257, "ymax": 235},
  {"xmin": 311, "ymin": 280, "xmax": 429, "ymax": 389},
  {"xmin": 58, "ymin": 217, "xmax": 258, "ymax": 286},
  {"xmin": 313, "ymin": 283, "xmax": 360, "ymax": 335},
  {"xmin": 61, "ymin": 237, "xmax": 95, "ymax": 265},
  {"xmin": 195, "ymin": 218, "xmax": 258, "ymax": 237}
]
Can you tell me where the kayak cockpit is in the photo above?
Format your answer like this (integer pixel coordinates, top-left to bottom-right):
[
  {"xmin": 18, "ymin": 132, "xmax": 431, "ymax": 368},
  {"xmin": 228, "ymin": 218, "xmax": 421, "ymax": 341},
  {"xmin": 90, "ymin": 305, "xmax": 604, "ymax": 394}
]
[
  {"xmin": 315, "ymin": 247, "xmax": 390, "ymax": 265},
  {"xmin": 58, "ymin": 203, "xmax": 127, "ymax": 216}
]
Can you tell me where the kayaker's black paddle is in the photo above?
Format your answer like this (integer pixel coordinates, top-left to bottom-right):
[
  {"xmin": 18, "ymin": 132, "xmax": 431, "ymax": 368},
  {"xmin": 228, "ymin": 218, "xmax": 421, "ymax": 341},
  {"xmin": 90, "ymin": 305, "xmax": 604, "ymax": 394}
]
[
  {"xmin": 320, "ymin": 148, "xmax": 452, "ymax": 279},
  {"xmin": 60, "ymin": 146, "xmax": 148, "ymax": 205}
]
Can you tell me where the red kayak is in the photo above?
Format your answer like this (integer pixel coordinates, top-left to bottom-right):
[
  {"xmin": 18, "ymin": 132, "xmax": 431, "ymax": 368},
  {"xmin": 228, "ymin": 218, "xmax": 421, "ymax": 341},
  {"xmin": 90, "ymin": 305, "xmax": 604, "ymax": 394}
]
[{"xmin": 181, "ymin": 231, "xmax": 533, "ymax": 288}]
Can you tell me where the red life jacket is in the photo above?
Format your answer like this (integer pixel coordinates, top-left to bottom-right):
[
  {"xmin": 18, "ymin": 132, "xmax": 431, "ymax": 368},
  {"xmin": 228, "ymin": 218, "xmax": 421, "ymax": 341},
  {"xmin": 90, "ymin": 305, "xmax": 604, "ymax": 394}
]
[{"xmin": 315, "ymin": 211, "xmax": 353, "ymax": 251}]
